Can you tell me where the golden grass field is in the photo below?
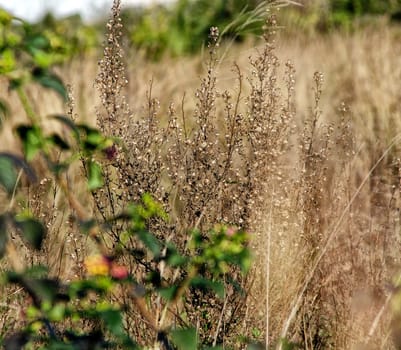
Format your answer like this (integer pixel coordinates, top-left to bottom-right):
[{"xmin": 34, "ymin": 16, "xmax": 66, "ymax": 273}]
[{"xmin": 2, "ymin": 13, "xmax": 401, "ymax": 349}]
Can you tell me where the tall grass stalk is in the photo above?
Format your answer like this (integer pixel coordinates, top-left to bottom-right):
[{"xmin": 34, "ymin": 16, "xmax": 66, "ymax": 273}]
[{"xmin": 279, "ymin": 132, "xmax": 401, "ymax": 348}]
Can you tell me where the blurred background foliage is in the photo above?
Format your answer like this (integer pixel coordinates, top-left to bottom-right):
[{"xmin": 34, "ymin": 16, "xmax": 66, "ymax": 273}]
[{"xmin": 2, "ymin": 0, "xmax": 401, "ymax": 61}]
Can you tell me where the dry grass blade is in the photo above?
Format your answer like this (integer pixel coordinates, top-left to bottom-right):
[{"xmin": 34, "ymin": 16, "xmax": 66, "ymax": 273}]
[{"xmin": 279, "ymin": 133, "xmax": 401, "ymax": 348}]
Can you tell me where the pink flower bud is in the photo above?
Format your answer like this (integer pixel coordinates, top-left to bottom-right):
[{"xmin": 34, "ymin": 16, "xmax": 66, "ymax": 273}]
[{"xmin": 110, "ymin": 264, "xmax": 129, "ymax": 280}]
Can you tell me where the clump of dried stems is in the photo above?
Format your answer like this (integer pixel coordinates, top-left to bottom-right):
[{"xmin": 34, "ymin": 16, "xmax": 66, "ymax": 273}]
[{"xmin": 93, "ymin": 2, "xmax": 296, "ymax": 346}]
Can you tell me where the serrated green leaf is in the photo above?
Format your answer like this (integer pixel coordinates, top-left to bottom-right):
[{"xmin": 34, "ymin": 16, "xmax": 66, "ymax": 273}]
[
  {"xmin": 14, "ymin": 216, "xmax": 46, "ymax": 250},
  {"xmin": 32, "ymin": 68, "xmax": 67, "ymax": 101},
  {"xmin": 88, "ymin": 161, "xmax": 103, "ymax": 190},
  {"xmin": 190, "ymin": 277, "xmax": 224, "ymax": 298},
  {"xmin": 0, "ymin": 155, "xmax": 17, "ymax": 195},
  {"xmin": 171, "ymin": 328, "xmax": 198, "ymax": 350},
  {"xmin": 0, "ymin": 214, "xmax": 8, "ymax": 258}
]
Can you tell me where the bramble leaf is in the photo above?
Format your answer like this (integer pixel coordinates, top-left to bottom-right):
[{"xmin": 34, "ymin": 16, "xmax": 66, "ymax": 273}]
[
  {"xmin": 170, "ymin": 328, "xmax": 198, "ymax": 350},
  {"xmin": 6, "ymin": 271, "xmax": 62, "ymax": 306},
  {"xmin": 190, "ymin": 277, "xmax": 224, "ymax": 298},
  {"xmin": 158, "ymin": 285, "xmax": 178, "ymax": 301},
  {"xmin": 32, "ymin": 67, "xmax": 67, "ymax": 101},
  {"xmin": 52, "ymin": 115, "xmax": 80, "ymax": 139},
  {"xmin": 0, "ymin": 152, "xmax": 36, "ymax": 186},
  {"xmin": 100, "ymin": 308, "xmax": 124, "ymax": 337},
  {"xmin": 13, "ymin": 216, "xmax": 46, "ymax": 250},
  {"xmin": 47, "ymin": 134, "xmax": 70, "ymax": 150},
  {"xmin": 25, "ymin": 33, "xmax": 49, "ymax": 53},
  {"xmin": 0, "ymin": 155, "xmax": 17, "ymax": 195},
  {"xmin": 88, "ymin": 160, "xmax": 103, "ymax": 190},
  {"xmin": 16, "ymin": 125, "xmax": 45, "ymax": 160},
  {"xmin": 136, "ymin": 230, "xmax": 162, "ymax": 258},
  {"xmin": 165, "ymin": 244, "xmax": 188, "ymax": 267}
]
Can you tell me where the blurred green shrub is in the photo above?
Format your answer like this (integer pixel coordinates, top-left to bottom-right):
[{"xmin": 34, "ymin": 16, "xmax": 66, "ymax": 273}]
[
  {"xmin": 280, "ymin": 0, "xmax": 401, "ymax": 32},
  {"xmin": 127, "ymin": 0, "xmax": 267, "ymax": 59},
  {"xmin": 4, "ymin": 0, "xmax": 401, "ymax": 62}
]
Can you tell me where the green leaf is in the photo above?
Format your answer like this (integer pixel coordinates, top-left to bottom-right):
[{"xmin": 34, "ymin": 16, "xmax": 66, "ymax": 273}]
[
  {"xmin": 142, "ymin": 193, "xmax": 168, "ymax": 219},
  {"xmin": 68, "ymin": 277, "xmax": 113, "ymax": 298},
  {"xmin": 0, "ymin": 9, "xmax": 13, "ymax": 25},
  {"xmin": 8, "ymin": 78, "xmax": 24, "ymax": 90},
  {"xmin": 23, "ymin": 265, "xmax": 49, "ymax": 278},
  {"xmin": 32, "ymin": 51, "xmax": 54, "ymax": 68},
  {"xmin": 47, "ymin": 134, "xmax": 70, "ymax": 150},
  {"xmin": 0, "ymin": 152, "xmax": 37, "ymax": 184},
  {"xmin": 278, "ymin": 338, "xmax": 297, "ymax": 350},
  {"xmin": 0, "ymin": 214, "xmax": 8, "ymax": 258},
  {"xmin": 25, "ymin": 278, "xmax": 61, "ymax": 305},
  {"xmin": 170, "ymin": 328, "xmax": 198, "ymax": 350},
  {"xmin": 0, "ymin": 155, "xmax": 17, "ymax": 195},
  {"xmin": 158, "ymin": 285, "xmax": 178, "ymax": 301},
  {"xmin": 100, "ymin": 309, "xmax": 124, "ymax": 337},
  {"xmin": 52, "ymin": 115, "xmax": 80, "ymax": 140},
  {"xmin": 98, "ymin": 306, "xmax": 138, "ymax": 348},
  {"xmin": 190, "ymin": 277, "xmax": 224, "ymax": 298},
  {"xmin": 14, "ymin": 216, "xmax": 46, "ymax": 250},
  {"xmin": 47, "ymin": 303, "xmax": 66, "ymax": 321},
  {"xmin": 25, "ymin": 34, "xmax": 49, "ymax": 52},
  {"xmin": 88, "ymin": 160, "xmax": 103, "ymax": 190},
  {"xmin": 0, "ymin": 48, "xmax": 16, "ymax": 74},
  {"xmin": 78, "ymin": 219, "xmax": 97, "ymax": 235},
  {"xmin": 6, "ymin": 272, "xmax": 61, "ymax": 306},
  {"xmin": 47, "ymin": 159, "xmax": 69, "ymax": 175},
  {"xmin": 136, "ymin": 230, "xmax": 162, "ymax": 257},
  {"xmin": 78, "ymin": 124, "xmax": 111, "ymax": 152},
  {"xmin": 16, "ymin": 125, "xmax": 45, "ymax": 160},
  {"xmin": 165, "ymin": 244, "xmax": 188, "ymax": 267},
  {"xmin": 32, "ymin": 68, "xmax": 67, "ymax": 102}
]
